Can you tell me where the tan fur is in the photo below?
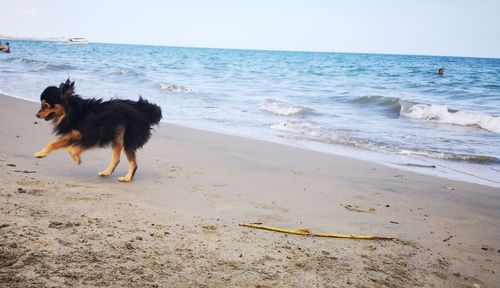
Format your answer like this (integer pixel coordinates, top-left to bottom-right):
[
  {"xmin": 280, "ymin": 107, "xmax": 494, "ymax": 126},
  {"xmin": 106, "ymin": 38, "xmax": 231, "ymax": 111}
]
[
  {"xmin": 119, "ymin": 152, "xmax": 137, "ymax": 183},
  {"xmin": 35, "ymin": 96, "xmax": 150, "ymax": 182},
  {"xmin": 34, "ymin": 129, "xmax": 81, "ymax": 158},
  {"xmin": 53, "ymin": 104, "xmax": 66, "ymax": 125},
  {"xmin": 36, "ymin": 121, "xmax": 138, "ymax": 182},
  {"xmin": 70, "ymin": 130, "xmax": 81, "ymax": 139},
  {"xmin": 66, "ymin": 145, "xmax": 84, "ymax": 165},
  {"xmin": 34, "ymin": 138, "xmax": 70, "ymax": 158},
  {"xmin": 36, "ymin": 100, "xmax": 65, "ymax": 124},
  {"xmin": 99, "ymin": 127, "xmax": 124, "ymax": 177}
]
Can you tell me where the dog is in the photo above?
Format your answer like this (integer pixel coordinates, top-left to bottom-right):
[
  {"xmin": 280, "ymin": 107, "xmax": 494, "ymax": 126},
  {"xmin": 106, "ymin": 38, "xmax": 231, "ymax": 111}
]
[{"xmin": 35, "ymin": 79, "xmax": 162, "ymax": 182}]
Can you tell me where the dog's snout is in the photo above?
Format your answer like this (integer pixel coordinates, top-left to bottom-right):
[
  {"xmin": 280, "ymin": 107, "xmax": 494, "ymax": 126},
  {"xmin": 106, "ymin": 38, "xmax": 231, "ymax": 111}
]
[{"xmin": 36, "ymin": 112, "xmax": 41, "ymax": 118}]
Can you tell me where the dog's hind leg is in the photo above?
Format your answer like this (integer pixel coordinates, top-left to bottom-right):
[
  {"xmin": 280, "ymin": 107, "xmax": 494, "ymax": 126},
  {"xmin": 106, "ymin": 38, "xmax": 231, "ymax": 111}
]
[
  {"xmin": 99, "ymin": 127, "xmax": 124, "ymax": 177},
  {"xmin": 99, "ymin": 143, "xmax": 122, "ymax": 177},
  {"xmin": 118, "ymin": 150, "xmax": 137, "ymax": 182}
]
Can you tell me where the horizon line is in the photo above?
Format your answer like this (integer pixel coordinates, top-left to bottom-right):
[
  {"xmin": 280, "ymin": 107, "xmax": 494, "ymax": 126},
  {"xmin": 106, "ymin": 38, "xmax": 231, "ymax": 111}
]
[{"xmin": 1, "ymin": 34, "xmax": 499, "ymax": 60}]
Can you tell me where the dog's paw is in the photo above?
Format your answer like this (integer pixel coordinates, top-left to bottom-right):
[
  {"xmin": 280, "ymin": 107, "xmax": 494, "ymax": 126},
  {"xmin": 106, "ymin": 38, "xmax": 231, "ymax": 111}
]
[
  {"xmin": 34, "ymin": 151, "xmax": 48, "ymax": 158},
  {"xmin": 68, "ymin": 152, "xmax": 81, "ymax": 165},
  {"xmin": 98, "ymin": 171, "xmax": 111, "ymax": 177},
  {"xmin": 118, "ymin": 176, "xmax": 132, "ymax": 182},
  {"xmin": 71, "ymin": 156, "xmax": 81, "ymax": 165}
]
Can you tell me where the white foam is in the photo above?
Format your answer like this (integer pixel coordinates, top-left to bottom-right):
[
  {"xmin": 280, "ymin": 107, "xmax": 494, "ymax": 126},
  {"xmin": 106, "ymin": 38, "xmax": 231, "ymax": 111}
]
[
  {"xmin": 160, "ymin": 82, "xmax": 194, "ymax": 93},
  {"xmin": 110, "ymin": 67, "xmax": 142, "ymax": 77},
  {"xmin": 270, "ymin": 121, "xmax": 328, "ymax": 138},
  {"xmin": 270, "ymin": 121, "xmax": 499, "ymax": 164},
  {"xmin": 259, "ymin": 99, "xmax": 313, "ymax": 116},
  {"xmin": 113, "ymin": 67, "xmax": 129, "ymax": 75},
  {"xmin": 401, "ymin": 103, "xmax": 500, "ymax": 133}
]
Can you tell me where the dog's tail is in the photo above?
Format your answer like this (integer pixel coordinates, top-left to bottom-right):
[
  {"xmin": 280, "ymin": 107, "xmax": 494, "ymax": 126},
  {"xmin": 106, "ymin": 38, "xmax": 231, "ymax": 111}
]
[{"xmin": 137, "ymin": 96, "xmax": 162, "ymax": 126}]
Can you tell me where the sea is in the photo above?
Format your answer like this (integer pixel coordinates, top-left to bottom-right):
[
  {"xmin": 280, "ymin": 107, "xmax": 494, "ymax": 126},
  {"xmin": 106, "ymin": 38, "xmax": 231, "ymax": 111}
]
[{"xmin": 1, "ymin": 40, "xmax": 499, "ymax": 187}]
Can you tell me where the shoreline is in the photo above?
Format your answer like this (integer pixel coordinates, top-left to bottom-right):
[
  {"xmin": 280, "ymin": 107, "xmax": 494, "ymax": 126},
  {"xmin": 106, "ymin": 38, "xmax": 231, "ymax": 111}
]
[
  {"xmin": 1, "ymin": 93, "xmax": 499, "ymax": 287},
  {"xmin": 3, "ymin": 91, "xmax": 498, "ymax": 189}
]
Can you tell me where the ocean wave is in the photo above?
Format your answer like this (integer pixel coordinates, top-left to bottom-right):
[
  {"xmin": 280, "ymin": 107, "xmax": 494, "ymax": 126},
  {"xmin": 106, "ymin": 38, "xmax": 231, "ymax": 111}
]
[
  {"xmin": 400, "ymin": 103, "xmax": 500, "ymax": 133},
  {"xmin": 112, "ymin": 67, "xmax": 131, "ymax": 75},
  {"xmin": 349, "ymin": 95, "xmax": 404, "ymax": 118},
  {"xmin": 271, "ymin": 121, "xmax": 390, "ymax": 152},
  {"xmin": 270, "ymin": 120, "xmax": 499, "ymax": 164},
  {"xmin": 482, "ymin": 84, "xmax": 500, "ymax": 89},
  {"xmin": 110, "ymin": 67, "xmax": 141, "ymax": 76},
  {"xmin": 159, "ymin": 82, "xmax": 195, "ymax": 93},
  {"xmin": 1, "ymin": 56, "xmax": 74, "ymax": 71},
  {"xmin": 350, "ymin": 95, "xmax": 400, "ymax": 106},
  {"xmin": 259, "ymin": 99, "xmax": 314, "ymax": 116},
  {"xmin": 104, "ymin": 67, "xmax": 145, "ymax": 80},
  {"xmin": 350, "ymin": 95, "xmax": 500, "ymax": 133},
  {"xmin": 35, "ymin": 63, "xmax": 75, "ymax": 71},
  {"xmin": 398, "ymin": 150, "xmax": 499, "ymax": 164},
  {"xmin": 0, "ymin": 56, "xmax": 45, "ymax": 65}
]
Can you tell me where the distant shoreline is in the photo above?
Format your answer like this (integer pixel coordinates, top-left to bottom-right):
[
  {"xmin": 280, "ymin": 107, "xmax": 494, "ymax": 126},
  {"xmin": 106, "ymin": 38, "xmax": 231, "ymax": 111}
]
[
  {"xmin": 2, "ymin": 37, "xmax": 499, "ymax": 59},
  {"xmin": 0, "ymin": 35, "xmax": 64, "ymax": 42}
]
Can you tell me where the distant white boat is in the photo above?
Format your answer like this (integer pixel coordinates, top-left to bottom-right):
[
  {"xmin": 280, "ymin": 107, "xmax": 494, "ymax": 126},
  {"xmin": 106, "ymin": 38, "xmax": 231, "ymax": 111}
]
[{"xmin": 64, "ymin": 38, "xmax": 88, "ymax": 45}]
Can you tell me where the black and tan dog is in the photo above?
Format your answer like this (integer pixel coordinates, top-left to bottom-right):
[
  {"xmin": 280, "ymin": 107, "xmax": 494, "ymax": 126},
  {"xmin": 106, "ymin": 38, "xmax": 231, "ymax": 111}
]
[{"xmin": 35, "ymin": 79, "xmax": 162, "ymax": 182}]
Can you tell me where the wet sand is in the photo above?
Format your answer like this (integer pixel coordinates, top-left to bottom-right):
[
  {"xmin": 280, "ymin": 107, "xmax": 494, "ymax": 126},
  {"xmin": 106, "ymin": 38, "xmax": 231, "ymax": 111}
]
[{"xmin": 0, "ymin": 93, "xmax": 498, "ymax": 287}]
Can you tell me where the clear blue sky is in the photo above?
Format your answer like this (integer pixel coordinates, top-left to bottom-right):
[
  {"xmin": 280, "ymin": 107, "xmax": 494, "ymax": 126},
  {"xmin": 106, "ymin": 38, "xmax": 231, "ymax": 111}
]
[{"xmin": 1, "ymin": 0, "xmax": 499, "ymax": 58}]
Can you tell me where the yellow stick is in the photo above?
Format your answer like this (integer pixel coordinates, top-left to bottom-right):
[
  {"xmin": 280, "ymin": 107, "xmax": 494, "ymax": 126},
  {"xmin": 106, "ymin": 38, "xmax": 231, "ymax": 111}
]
[{"xmin": 239, "ymin": 223, "xmax": 394, "ymax": 240}]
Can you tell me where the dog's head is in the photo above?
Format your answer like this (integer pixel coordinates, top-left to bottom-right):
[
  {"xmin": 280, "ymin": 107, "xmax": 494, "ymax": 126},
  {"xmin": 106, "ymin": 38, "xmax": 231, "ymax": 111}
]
[{"xmin": 36, "ymin": 79, "xmax": 75, "ymax": 121}]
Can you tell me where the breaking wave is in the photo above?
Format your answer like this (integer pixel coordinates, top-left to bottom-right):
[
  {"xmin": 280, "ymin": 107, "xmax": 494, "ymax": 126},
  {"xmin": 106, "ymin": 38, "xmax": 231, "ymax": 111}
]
[
  {"xmin": 400, "ymin": 103, "xmax": 500, "ymax": 133},
  {"xmin": 259, "ymin": 99, "xmax": 314, "ymax": 116},
  {"xmin": 351, "ymin": 95, "xmax": 500, "ymax": 133}
]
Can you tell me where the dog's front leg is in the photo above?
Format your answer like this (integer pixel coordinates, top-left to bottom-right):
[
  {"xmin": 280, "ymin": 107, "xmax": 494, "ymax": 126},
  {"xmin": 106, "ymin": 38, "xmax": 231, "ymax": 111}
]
[{"xmin": 34, "ymin": 138, "xmax": 70, "ymax": 158}]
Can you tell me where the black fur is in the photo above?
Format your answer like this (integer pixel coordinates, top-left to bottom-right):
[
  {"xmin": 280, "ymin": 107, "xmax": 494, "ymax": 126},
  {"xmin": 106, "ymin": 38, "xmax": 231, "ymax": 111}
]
[{"xmin": 40, "ymin": 79, "xmax": 162, "ymax": 155}]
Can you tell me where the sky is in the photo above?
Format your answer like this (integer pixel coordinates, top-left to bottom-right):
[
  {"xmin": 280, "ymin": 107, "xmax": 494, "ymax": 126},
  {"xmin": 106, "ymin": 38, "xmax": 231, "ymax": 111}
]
[{"xmin": 1, "ymin": 0, "xmax": 499, "ymax": 58}]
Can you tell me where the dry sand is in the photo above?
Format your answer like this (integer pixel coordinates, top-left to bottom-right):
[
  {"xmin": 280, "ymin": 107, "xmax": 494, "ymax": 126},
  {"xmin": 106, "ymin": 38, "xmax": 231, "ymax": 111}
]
[{"xmin": 0, "ymin": 94, "xmax": 499, "ymax": 287}]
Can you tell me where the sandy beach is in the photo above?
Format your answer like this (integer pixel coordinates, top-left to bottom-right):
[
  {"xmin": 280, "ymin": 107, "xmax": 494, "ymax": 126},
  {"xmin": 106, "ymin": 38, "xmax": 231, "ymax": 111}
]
[{"xmin": 0, "ymin": 93, "xmax": 498, "ymax": 287}]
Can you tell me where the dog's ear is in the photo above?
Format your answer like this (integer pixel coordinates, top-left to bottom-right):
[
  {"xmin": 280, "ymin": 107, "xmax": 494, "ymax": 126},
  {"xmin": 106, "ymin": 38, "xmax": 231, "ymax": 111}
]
[{"xmin": 60, "ymin": 78, "xmax": 75, "ymax": 96}]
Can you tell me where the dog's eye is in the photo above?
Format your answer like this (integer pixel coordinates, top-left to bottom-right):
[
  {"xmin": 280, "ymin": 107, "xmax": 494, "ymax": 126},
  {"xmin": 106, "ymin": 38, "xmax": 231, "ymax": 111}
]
[{"xmin": 42, "ymin": 103, "xmax": 49, "ymax": 109}]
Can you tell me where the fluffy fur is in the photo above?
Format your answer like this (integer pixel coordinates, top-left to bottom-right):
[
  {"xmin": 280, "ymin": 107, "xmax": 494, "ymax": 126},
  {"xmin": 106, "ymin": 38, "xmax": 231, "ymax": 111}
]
[{"xmin": 35, "ymin": 79, "xmax": 162, "ymax": 182}]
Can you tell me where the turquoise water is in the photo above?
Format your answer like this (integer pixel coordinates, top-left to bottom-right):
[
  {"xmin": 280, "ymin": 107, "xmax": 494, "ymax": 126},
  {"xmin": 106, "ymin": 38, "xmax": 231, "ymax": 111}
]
[{"xmin": 1, "ymin": 40, "xmax": 499, "ymax": 186}]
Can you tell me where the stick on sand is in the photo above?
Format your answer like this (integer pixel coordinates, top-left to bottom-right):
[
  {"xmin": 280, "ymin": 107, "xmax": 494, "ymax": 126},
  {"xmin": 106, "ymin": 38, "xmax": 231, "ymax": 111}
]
[{"xmin": 240, "ymin": 223, "xmax": 395, "ymax": 240}]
